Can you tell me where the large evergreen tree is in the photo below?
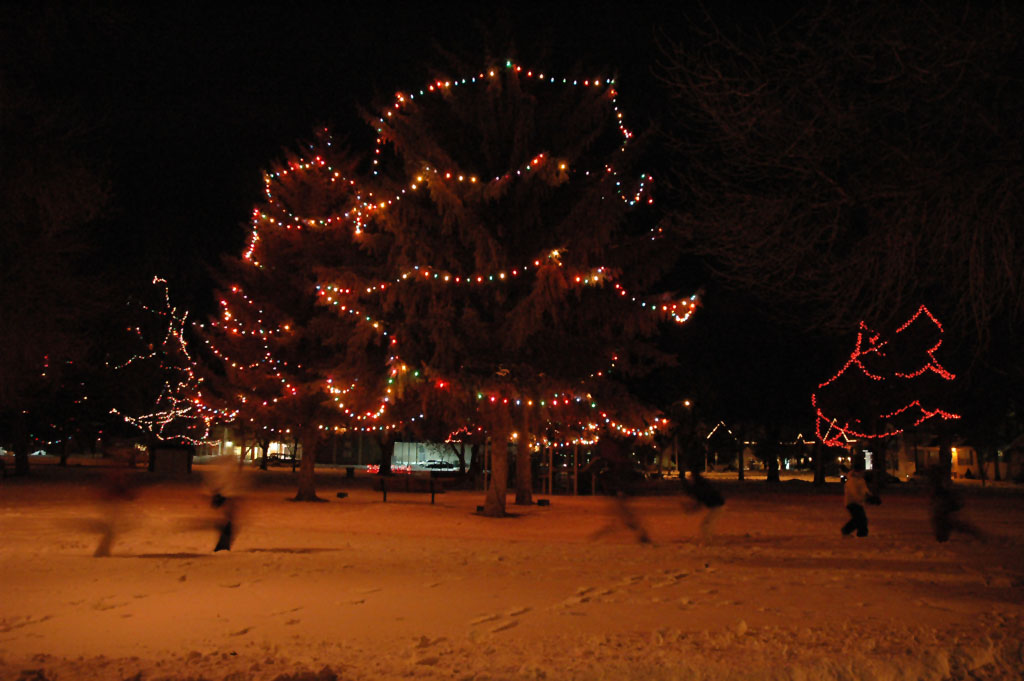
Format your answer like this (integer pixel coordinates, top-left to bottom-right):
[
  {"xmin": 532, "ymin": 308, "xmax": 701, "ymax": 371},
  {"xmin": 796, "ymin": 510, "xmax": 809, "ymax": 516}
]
[
  {"xmin": 199, "ymin": 138, "xmax": 392, "ymax": 500},
  {"xmin": 330, "ymin": 61, "xmax": 696, "ymax": 515}
]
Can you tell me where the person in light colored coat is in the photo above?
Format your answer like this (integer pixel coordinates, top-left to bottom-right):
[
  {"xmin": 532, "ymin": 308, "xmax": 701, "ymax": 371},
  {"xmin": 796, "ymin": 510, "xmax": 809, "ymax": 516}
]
[{"xmin": 841, "ymin": 468, "xmax": 871, "ymax": 537}]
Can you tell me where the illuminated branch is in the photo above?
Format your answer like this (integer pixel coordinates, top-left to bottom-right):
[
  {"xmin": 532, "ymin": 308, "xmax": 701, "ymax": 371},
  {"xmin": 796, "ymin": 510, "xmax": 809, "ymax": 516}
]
[{"xmin": 111, "ymin": 277, "xmax": 217, "ymax": 445}]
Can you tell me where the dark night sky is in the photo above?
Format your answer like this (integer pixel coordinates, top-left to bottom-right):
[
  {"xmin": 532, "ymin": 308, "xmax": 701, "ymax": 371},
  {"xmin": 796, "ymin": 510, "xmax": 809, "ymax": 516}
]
[
  {"xmin": 4, "ymin": 2, "xmax": 825, "ymax": 427},
  {"xmin": 11, "ymin": 4, "xmax": 690, "ymax": 289}
]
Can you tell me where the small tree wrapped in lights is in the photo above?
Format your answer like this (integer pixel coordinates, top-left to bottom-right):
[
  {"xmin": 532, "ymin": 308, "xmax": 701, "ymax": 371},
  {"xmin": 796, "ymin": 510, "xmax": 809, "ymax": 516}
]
[
  {"xmin": 110, "ymin": 277, "xmax": 214, "ymax": 453},
  {"xmin": 813, "ymin": 305, "xmax": 960, "ymax": 472}
]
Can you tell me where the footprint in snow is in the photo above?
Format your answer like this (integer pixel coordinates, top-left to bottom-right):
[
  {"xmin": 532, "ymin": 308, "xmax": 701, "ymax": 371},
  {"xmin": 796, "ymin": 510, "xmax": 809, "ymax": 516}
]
[
  {"xmin": 415, "ymin": 635, "xmax": 447, "ymax": 648},
  {"xmin": 271, "ymin": 607, "xmax": 303, "ymax": 616}
]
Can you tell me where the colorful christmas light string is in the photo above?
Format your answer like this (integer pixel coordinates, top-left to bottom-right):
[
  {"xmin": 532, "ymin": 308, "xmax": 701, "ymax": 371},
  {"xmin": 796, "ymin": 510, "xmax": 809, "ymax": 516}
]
[
  {"xmin": 208, "ymin": 63, "xmax": 698, "ymax": 441},
  {"xmin": 244, "ymin": 61, "xmax": 653, "ymax": 266}
]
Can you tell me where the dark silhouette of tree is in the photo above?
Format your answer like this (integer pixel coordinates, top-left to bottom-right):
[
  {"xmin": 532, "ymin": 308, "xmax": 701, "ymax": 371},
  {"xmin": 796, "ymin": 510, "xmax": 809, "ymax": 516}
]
[
  {"xmin": 658, "ymin": 2, "xmax": 1023, "ymax": 435},
  {"xmin": 0, "ymin": 8, "xmax": 115, "ymax": 474}
]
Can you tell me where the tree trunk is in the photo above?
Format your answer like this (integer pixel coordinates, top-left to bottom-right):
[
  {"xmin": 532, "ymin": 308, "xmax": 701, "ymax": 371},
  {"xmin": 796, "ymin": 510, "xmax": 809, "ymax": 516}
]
[
  {"xmin": 514, "ymin": 435, "xmax": 533, "ymax": 505},
  {"xmin": 912, "ymin": 431, "xmax": 921, "ymax": 474},
  {"xmin": 466, "ymin": 443, "xmax": 482, "ymax": 487},
  {"xmin": 762, "ymin": 425, "xmax": 780, "ymax": 483},
  {"xmin": 737, "ymin": 444, "xmax": 744, "ymax": 481},
  {"xmin": 294, "ymin": 430, "xmax": 322, "ymax": 501},
  {"xmin": 483, "ymin": 432, "xmax": 508, "ymax": 517},
  {"xmin": 766, "ymin": 452, "xmax": 780, "ymax": 483},
  {"xmin": 812, "ymin": 441, "xmax": 826, "ymax": 486},
  {"xmin": 377, "ymin": 435, "xmax": 394, "ymax": 475},
  {"xmin": 874, "ymin": 439, "xmax": 890, "ymax": 489},
  {"xmin": 12, "ymin": 411, "xmax": 30, "ymax": 475},
  {"xmin": 448, "ymin": 441, "xmax": 466, "ymax": 475},
  {"xmin": 147, "ymin": 433, "xmax": 156, "ymax": 472},
  {"xmin": 59, "ymin": 427, "xmax": 70, "ymax": 466},
  {"xmin": 259, "ymin": 437, "xmax": 269, "ymax": 471},
  {"xmin": 670, "ymin": 434, "xmax": 681, "ymax": 477},
  {"xmin": 938, "ymin": 432, "xmax": 953, "ymax": 478}
]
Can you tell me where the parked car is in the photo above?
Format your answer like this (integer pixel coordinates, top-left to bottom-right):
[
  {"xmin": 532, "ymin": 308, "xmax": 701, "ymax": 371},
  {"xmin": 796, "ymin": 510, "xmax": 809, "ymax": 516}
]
[
  {"xmin": 410, "ymin": 460, "xmax": 460, "ymax": 476},
  {"xmin": 423, "ymin": 460, "xmax": 458, "ymax": 470}
]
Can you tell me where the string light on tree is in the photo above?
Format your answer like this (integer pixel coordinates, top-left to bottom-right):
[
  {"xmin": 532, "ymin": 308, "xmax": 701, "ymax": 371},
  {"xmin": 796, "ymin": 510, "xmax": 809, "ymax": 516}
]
[
  {"xmin": 812, "ymin": 304, "xmax": 960, "ymax": 448},
  {"xmin": 202, "ymin": 58, "xmax": 698, "ymax": 510},
  {"xmin": 111, "ymin": 277, "xmax": 219, "ymax": 445}
]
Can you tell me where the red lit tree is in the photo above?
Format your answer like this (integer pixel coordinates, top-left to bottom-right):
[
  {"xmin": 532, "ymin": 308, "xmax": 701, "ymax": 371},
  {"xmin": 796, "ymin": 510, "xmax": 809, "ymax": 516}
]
[
  {"xmin": 324, "ymin": 61, "xmax": 697, "ymax": 516},
  {"xmin": 812, "ymin": 306, "xmax": 960, "ymax": 465}
]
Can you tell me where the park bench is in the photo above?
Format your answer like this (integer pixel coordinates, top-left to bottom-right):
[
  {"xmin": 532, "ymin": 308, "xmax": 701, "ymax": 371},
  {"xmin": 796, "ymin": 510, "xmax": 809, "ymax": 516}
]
[{"xmin": 376, "ymin": 473, "xmax": 447, "ymax": 504}]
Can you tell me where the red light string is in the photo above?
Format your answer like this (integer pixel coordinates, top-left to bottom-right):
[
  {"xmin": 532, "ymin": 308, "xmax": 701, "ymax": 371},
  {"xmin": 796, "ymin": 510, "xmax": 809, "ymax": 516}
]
[{"xmin": 812, "ymin": 304, "xmax": 960, "ymax": 448}]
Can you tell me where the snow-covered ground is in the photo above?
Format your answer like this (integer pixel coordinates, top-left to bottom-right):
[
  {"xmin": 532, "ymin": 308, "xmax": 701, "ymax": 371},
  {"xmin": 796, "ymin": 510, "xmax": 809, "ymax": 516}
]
[{"xmin": 1, "ymin": 460, "xmax": 1022, "ymax": 680}]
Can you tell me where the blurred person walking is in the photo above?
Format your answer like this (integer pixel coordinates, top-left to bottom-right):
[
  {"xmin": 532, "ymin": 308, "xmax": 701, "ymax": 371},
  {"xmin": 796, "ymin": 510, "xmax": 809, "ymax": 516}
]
[
  {"xmin": 927, "ymin": 466, "xmax": 984, "ymax": 542},
  {"xmin": 680, "ymin": 470, "xmax": 725, "ymax": 541},
  {"xmin": 93, "ymin": 467, "xmax": 137, "ymax": 557},
  {"xmin": 587, "ymin": 435, "xmax": 651, "ymax": 544},
  {"xmin": 211, "ymin": 489, "xmax": 237, "ymax": 551},
  {"xmin": 205, "ymin": 455, "xmax": 249, "ymax": 552}
]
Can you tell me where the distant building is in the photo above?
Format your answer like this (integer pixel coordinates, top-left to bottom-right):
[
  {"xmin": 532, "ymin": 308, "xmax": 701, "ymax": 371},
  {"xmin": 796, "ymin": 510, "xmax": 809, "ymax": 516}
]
[{"xmin": 887, "ymin": 435, "xmax": 1021, "ymax": 481}]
